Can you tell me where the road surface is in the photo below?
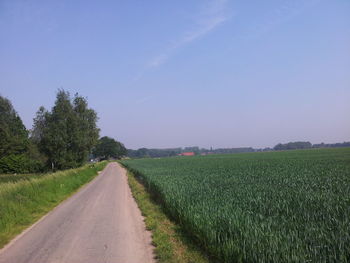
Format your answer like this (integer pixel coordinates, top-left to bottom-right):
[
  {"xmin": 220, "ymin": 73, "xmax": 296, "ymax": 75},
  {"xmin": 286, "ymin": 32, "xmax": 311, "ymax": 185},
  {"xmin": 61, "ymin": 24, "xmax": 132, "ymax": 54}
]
[{"xmin": 0, "ymin": 162, "xmax": 154, "ymax": 263}]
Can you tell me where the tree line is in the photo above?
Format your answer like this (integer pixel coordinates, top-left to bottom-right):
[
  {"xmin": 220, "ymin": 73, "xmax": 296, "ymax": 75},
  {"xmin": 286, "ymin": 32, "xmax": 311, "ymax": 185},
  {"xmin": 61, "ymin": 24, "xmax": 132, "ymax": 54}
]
[
  {"xmin": 273, "ymin": 141, "xmax": 350, "ymax": 151},
  {"xmin": 127, "ymin": 146, "xmax": 255, "ymax": 158},
  {"xmin": 127, "ymin": 142, "xmax": 350, "ymax": 159},
  {"xmin": 0, "ymin": 90, "xmax": 126, "ymax": 173}
]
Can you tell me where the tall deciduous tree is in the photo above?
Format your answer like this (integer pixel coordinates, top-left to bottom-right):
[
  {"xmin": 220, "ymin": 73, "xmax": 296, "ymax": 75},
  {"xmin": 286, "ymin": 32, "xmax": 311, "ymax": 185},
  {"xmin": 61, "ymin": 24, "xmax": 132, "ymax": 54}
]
[
  {"xmin": 72, "ymin": 95, "xmax": 100, "ymax": 164},
  {"xmin": 0, "ymin": 95, "xmax": 44, "ymax": 173},
  {"xmin": 32, "ymin": 90, "xmax": 99, "ymax": 169},
  {"xmin": 0, "ymin": 95, "xmax": 28, "ymax": 158}
]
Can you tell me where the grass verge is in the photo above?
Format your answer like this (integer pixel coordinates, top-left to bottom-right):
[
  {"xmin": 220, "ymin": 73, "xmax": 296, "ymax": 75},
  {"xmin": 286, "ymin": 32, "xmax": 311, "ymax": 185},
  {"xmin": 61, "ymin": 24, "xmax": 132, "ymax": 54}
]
[
  {"xmin": 0, "ymin": 161, "xmax": 107, "ymax": 248},
  {"xmin": 126, "ymin": 169, "xmax": 212, "ymax": 263}
]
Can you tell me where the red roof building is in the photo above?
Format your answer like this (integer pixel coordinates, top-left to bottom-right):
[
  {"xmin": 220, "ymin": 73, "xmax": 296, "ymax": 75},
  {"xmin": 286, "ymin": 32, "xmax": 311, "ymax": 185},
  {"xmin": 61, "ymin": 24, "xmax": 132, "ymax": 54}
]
[{"xmin": 179, "ymin": 152, "xmax": 195, "ymax": 156}]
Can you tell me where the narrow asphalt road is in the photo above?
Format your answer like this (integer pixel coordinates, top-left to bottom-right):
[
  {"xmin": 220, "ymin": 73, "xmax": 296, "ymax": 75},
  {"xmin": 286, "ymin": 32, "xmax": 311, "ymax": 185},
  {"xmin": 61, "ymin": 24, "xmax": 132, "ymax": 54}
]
[{"xmin": 0, "ymin": 162, "xmax": 154, "ymax": 263}]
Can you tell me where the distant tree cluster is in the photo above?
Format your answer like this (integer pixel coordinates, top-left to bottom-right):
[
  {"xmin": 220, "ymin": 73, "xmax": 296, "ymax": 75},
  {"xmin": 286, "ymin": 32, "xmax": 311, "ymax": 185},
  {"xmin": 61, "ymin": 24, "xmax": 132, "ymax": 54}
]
[
  {"xmin": 210, "ymin": 147, "xmax": 255, "ymax": 154},
  {"xmin": 127, "ymin": 148, "xmax": 182, "ymax": 158},
  {"xmin": 127, "ymin": 146, "xmax": 255, "ymax": 158},
  {"xmin": 273, "ymin": 141, "xmax": 350, "ymax": 151},
  {"xmin": 273, "ymin": 141, "xmax": 312, "ymax": 151},
  {"xmin": 0, "ymin": 90, "xmax": 125, "ymax": 174},
  {"xmin": 127, "ymin": 142, "xmax": 350, "ymax": 159},
  {"xmin": 312, "ymin": 142, "xmax": 350, "ymax": 148},
  {"xmin": 93, "ymin": 136, "xmax": 126, "ymax": 160}
]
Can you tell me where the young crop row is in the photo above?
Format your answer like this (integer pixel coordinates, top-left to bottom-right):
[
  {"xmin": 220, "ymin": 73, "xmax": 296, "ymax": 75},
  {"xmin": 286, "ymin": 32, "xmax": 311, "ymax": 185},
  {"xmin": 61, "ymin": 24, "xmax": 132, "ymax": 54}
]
[{"xmin": 121, "ymin": 148, "xmax": 350, "ymax": 263}]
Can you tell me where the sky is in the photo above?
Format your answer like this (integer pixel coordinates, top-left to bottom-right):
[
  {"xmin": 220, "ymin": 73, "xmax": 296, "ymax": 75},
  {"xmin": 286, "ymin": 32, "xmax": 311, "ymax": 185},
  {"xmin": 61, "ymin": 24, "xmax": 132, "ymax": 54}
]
[{"xmin": 0, "ymin": 0, "xmax": 349, "ymax": 149}]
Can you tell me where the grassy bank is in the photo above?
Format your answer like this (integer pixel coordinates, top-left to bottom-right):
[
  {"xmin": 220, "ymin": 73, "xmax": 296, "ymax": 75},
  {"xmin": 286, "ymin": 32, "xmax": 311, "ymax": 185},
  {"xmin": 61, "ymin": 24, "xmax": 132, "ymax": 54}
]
[
  {"xmin": 126, "ymin": 169, "xmax": 211, "ymax": 263},
  {"xmin": 0, "ymin": 161, "xmax": 107, "ymax": 248},
  {"xmin": 0, "ymin": 173, "xmax": 46, "ymax": 184}
]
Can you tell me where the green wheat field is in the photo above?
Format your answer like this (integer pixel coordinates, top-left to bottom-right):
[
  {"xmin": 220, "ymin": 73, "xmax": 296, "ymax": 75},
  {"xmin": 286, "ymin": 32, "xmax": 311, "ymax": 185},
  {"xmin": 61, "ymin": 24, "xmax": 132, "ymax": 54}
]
[{"xmin": 121, "ymin": 148, "xmax": 350, "ymax": 263}]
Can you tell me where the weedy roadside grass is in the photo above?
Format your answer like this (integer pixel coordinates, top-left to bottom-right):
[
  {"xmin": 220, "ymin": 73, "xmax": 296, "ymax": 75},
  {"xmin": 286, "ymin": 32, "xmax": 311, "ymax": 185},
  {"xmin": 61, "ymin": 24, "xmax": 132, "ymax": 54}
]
[
  {"xmin": 0, "ymin": 161, "xmax": 107, "ymax": 248},
  {"xmin": 125, "ymin": 168, "xmax": 212, "ymax": 263},
  {"xmin": 0, "ymin": 173, "xmax": 46, "ymax": 184}
]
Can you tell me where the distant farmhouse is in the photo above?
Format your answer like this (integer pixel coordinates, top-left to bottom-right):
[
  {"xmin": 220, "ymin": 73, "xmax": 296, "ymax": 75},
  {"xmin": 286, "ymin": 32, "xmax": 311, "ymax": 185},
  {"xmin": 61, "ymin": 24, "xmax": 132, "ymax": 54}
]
[{"xmin": 178, "ymin": 152, "xmax": 195, "ymax": 156}]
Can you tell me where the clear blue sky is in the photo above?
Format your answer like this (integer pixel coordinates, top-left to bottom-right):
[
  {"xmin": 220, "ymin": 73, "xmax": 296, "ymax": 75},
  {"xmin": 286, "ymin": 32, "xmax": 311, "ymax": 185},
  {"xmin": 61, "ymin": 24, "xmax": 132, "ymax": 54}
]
[{"xmin": 1, "ymin": 0, "xmax": 349, "ymax": 149}]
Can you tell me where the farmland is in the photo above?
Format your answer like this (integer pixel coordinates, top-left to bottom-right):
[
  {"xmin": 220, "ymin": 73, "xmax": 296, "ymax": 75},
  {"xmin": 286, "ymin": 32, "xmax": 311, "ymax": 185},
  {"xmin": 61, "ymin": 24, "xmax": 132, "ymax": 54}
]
[{"xmin": 121, "ymin": 148, "xmax": 350, "ymax": 262}]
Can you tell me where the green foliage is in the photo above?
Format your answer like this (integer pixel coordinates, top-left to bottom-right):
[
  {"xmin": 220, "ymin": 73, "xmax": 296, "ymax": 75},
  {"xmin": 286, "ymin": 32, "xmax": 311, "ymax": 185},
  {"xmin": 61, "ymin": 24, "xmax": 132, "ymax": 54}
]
[
  {"xmin": 127, "ymin": 147, "xmax": 256, "ymax": 158},
  {"xmin": 0, "ymin": 154, "xmax": 43, "ymax": 174},
  {"xmin": 0, "ymin": 95, "xmax": 28, "ymax": 158},
  {"xmin": 32, "ymin": 90, "xmax": 99, "ymax": 170},
  {"xmin": 121, "ymin": 148, "xmax": 350, "ymax": 263},
  {"xmin": 128, "ymin": 148, "xmax": 182, "ymax": 158},
  {"xmin": 0, "ymin": 161, "xmax": 107, "ymax": 248},
  {"xmin": 274, "ymin": 141, "xmax": 312, "ymax": 150},
  {"xmin": 93, "ymin": 136, "xmax": 126, "ymax": 159},
  {"xmin": 0, "ymin": 96, "xmax": 44, "ymax": 173}
]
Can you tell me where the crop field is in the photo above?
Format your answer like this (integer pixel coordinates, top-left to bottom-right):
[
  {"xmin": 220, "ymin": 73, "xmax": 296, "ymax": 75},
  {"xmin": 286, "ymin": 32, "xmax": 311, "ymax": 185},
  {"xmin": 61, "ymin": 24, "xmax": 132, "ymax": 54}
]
[{"xmin": 121, "ymin": 148, "xmax": 350, "ymax": 263}]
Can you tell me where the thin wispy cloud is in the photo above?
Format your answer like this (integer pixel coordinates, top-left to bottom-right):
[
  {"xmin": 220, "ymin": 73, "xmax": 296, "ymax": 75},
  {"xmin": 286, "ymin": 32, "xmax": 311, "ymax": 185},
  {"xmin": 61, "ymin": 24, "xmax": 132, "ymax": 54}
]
[
  {"xmin": 235, "ymin": 0, "xmax": 322, "ymax": 41},
  {"xmin": 124, "ymin": 0, "xmax": 231, "ymax": 88},
  {"xmin": 148, "ymin": 0, "xmax": 230, "ymax": 68}
]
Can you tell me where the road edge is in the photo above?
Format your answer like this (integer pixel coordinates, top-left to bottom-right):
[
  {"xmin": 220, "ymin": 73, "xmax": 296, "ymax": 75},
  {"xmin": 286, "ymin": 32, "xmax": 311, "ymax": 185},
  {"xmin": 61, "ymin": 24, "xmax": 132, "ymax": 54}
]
[
  {"xmin": 0, "ymin": 162, "xmax": 108, "ymax": 253},
  {"xmin": 123, "ymin": 166, "xmax": 212, "ymax": 263}
]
